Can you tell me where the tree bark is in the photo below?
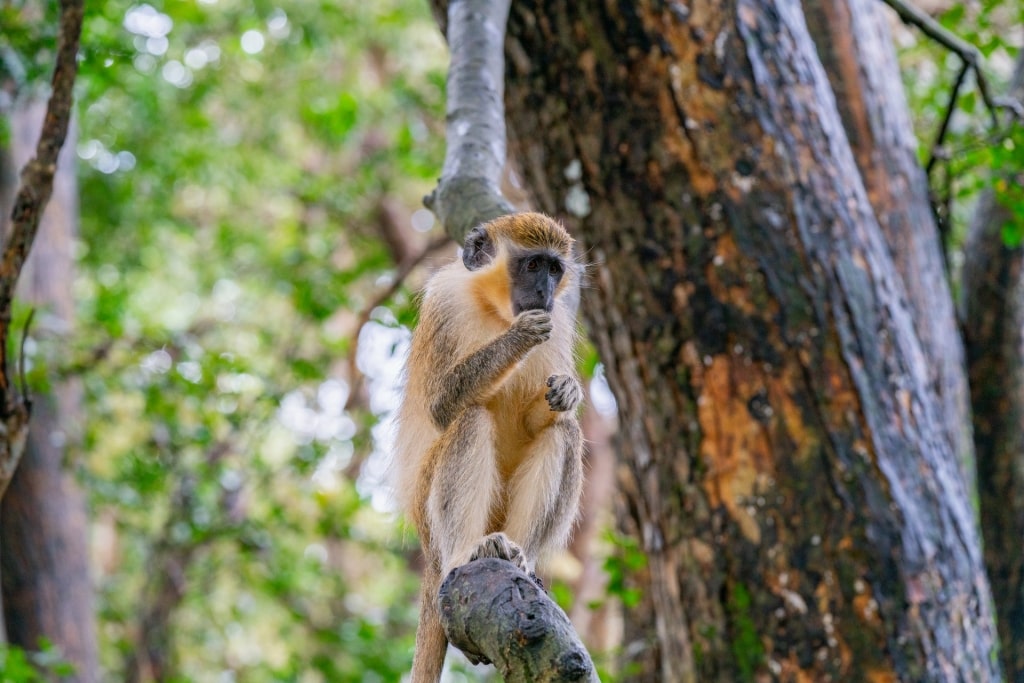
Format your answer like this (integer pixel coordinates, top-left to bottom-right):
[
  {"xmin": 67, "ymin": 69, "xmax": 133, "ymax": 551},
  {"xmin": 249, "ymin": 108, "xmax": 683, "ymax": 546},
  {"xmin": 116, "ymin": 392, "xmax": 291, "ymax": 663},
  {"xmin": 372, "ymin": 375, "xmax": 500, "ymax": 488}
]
[
  {"xmin": 497, "ymin": 1, "xmax": 998, "ymax": 681},
  {"xmin": 0, "ymin": 98, "xmax": 98, "ymax": 681},
  {"xmin": 962, "ymin": 51, "xmax": 1024, "ymax": 682},
  {"xmin": 439, "ymin": 559, "xmax": 597, "ymax": 682},
  {"xmin": 802, "ymin": 0, "xmax": 973, "ymax": 482}
]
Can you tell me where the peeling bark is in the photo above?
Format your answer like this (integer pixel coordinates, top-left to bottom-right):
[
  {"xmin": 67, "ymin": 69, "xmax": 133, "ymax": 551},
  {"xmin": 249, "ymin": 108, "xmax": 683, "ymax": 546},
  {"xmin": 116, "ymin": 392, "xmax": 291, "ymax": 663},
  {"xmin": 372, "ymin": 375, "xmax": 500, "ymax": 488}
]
[
  {"xmin": 497, "ymin": 1, "xmax": 998, "ymax": 680},
  {"xmin": 962, "ymin": 52, "xmax": 1024, "ymax": 682}
]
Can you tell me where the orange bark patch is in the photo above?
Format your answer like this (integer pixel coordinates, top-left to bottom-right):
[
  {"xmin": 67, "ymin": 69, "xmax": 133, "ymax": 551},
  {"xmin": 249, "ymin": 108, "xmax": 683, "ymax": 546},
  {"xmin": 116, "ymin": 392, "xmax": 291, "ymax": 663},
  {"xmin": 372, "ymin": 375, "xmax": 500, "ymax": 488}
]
[{"xmin": 696, "ymin": 355, "xmax": 773, "ymax": 543}]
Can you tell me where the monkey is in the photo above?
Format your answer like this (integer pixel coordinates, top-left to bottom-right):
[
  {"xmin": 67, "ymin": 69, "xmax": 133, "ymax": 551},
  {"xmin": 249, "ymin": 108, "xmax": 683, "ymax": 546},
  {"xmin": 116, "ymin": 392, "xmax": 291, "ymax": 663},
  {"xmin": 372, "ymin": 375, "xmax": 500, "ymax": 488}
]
[{"xmin": 392, "ymin": 212, "xmax": 585, "ymax": 683}]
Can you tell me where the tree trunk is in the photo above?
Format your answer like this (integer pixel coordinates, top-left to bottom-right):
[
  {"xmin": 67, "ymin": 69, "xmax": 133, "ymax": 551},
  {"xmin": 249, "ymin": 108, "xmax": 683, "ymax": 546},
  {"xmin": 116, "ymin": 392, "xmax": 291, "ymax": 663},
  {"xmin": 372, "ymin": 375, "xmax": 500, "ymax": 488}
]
[
  {"xmin": 962, "ymin": 51, "xmax": 1024, "ymax": 681},
  {"xmin": 495, "ymin": 1, "xmax": 997, "ymax": 680},
  {"xmin": 0, "ymin": 98, "xmax": 98, "ymax": 682},
  {"xmin": 802, "ymin": 0, "xmax": 973, "ymax": 482}
]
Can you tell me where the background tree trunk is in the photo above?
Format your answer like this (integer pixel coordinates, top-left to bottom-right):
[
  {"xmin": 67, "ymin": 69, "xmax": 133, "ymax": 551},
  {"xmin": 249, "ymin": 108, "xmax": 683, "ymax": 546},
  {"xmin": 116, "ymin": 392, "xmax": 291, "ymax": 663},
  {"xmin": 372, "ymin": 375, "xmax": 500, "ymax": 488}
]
[
  {"xmin": 802, "ymin": 0, "xmax": 973, "ymax": 482},
  {"xmin": 0, "ymin": 97, "xmax": 98, "ymax": 682},
  {"xmin": 491, "ymin": 1, "xmax": 998, "ymax": 680},
  {"xmin": 962, "ymin": 51, "xmax": 1024, "ymax": 681}
]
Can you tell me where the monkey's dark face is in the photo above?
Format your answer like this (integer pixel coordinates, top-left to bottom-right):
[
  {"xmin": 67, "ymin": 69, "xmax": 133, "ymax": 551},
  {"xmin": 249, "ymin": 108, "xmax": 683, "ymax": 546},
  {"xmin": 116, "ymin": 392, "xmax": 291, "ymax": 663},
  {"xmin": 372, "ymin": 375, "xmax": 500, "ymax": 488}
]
[{"xmin": 509, "ymin": 250, "xmax": 565, "ymax": 314}]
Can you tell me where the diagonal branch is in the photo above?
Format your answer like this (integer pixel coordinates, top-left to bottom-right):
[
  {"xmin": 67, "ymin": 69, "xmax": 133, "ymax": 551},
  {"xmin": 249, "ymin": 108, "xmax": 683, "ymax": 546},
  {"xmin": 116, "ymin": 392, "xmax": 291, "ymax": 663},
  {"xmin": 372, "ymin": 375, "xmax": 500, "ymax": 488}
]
[
  {"xmin": 424, "ymin": 0, "xmax": 516, "ymax": 243},
  {"xmin": 0, "ymin": 0, "xmax": 84, "ymax": 500}
]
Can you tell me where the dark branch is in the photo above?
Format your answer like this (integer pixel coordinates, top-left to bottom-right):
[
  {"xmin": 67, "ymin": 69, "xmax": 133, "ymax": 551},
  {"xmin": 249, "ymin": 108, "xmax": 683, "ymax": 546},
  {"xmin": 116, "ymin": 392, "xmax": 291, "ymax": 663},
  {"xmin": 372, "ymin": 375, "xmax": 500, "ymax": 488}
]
[
  {"xmin": 0, "ymin": 0, "xmax": 84, "ymax": 500},
  {"xmin": 925, "ymin": 61, "xmax": 969, "ymax": 177},
  {"xmin": 425, "ymin": 0, "xmax": 516, "ymax": 243},
  {"xmin": 440, "ymin": 559, "xmax": 598, "ymax": 683}
]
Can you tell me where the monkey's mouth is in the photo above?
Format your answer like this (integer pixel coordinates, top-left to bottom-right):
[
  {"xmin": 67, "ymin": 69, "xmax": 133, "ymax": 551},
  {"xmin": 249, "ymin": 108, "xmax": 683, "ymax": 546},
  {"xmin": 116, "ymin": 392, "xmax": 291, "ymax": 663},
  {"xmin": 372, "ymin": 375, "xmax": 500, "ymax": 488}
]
[{"xmin": 513, "ymin": 300, "xmax": 552, "ymax": 315}]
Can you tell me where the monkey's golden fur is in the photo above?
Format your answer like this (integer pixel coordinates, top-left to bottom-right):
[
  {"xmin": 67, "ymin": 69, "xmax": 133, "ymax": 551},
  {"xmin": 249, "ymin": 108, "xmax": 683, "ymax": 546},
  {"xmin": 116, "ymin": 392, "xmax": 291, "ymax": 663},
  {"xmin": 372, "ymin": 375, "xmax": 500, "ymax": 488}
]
[{"xmin": 393, "ymin": 213, "xmax": 584, "ymax": 683}]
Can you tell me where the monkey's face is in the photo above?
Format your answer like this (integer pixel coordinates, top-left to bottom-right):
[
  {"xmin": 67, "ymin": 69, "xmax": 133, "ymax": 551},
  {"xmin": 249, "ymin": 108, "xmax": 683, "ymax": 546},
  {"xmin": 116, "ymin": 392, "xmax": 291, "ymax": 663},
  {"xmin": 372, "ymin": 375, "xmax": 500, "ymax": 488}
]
[
  {"xmin": 509, "ymin": 250, "xmax": 565, "ymax": 314},
  {"xmin": 460, "ymin": 220, "xmax": 573, "ymax": 321}
]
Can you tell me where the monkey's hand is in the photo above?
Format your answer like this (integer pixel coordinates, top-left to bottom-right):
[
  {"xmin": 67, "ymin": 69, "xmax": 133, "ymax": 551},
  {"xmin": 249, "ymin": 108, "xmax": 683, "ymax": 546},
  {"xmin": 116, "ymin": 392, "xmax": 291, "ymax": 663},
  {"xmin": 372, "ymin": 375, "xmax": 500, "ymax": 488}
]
[
  {"xmin": 546, "ymin": 374, "xmax": 583, "ymax": 412},
  {"xmin": 509, "ymin": 309, "xmax": 552, "ymax": 349}
]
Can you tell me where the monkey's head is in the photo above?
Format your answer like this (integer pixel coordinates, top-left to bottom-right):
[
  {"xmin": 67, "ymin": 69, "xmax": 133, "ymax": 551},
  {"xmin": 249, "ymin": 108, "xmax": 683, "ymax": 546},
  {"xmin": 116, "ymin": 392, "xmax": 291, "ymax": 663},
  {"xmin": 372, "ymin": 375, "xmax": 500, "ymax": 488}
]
[{"xmin": 461, "ymin": 213, "xmax": 576, "ymax": 317}]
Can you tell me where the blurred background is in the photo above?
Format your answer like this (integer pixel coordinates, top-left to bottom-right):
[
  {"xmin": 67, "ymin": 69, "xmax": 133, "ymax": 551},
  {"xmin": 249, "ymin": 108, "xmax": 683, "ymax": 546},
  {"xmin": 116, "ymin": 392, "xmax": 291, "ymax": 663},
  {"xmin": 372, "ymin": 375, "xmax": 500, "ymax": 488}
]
[{"xmin": 0, "ymin": 0, "xmax": 1020, "ymax": 680}]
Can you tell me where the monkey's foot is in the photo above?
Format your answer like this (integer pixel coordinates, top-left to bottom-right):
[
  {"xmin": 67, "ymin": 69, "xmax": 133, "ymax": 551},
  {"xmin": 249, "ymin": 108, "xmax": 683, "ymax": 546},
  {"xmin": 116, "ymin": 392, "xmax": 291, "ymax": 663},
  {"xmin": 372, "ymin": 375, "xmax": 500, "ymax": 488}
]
[
  {"xmin": 546, "ymin": 374, "xmax": 583, "ymax": 412},
  {"xmin": 470, "ymin": 532, "xmax": 529, "ymax": 573}
]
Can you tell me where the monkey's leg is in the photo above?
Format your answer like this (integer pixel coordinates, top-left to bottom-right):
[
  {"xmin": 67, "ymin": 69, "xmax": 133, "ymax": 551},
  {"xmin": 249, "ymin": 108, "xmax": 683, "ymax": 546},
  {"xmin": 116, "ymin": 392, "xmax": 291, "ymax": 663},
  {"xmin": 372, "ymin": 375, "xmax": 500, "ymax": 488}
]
[
  {"xmin": 425, "ymin": 405, "xmax": 501, "ymax": 574},
  {"xmin": 502, "ymin": 419, "xmax": 584, "ymax": 570}
]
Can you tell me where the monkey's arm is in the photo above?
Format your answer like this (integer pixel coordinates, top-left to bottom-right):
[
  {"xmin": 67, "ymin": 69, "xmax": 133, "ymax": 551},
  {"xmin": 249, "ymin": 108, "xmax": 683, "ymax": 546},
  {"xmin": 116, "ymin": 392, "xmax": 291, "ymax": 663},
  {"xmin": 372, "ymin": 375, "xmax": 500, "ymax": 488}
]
[{"xmin": 428, "ymin": 310, "xmax": 551, "ymax": 429}]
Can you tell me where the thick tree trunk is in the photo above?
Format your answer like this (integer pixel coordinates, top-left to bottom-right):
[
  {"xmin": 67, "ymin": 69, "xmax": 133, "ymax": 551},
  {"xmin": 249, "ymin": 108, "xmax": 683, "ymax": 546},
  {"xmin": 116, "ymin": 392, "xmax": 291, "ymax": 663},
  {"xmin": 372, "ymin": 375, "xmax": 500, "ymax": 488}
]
[
  {"xmin": 496, "ymin": 1, "xmax": 997, "ymax": 681},
  {"xmin": 0, "ymin": 98, "xmax": 98, "ymax": 682},
  {"xmin": 962, "ymin": 52, "xmax": 1024, "ymax": 681},
  {"xmin": 802, "ymin": 0, "xmax": 973, "ymax": 482}
]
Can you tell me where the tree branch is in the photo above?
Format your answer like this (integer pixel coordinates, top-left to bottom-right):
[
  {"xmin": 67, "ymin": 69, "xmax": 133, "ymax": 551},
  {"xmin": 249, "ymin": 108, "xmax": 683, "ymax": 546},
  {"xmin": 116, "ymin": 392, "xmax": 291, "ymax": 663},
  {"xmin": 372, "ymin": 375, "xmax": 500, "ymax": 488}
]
[
  {"xmin": 424, "ymin": 0, "xmax": 516, "ymax": 243},
  {"xmin": 0, "ymin": 0, "xmax": 83, "ymax": 500},
  {"xmin": 440, "ymin": 559, "xmax": 598, "ymax": 682}
]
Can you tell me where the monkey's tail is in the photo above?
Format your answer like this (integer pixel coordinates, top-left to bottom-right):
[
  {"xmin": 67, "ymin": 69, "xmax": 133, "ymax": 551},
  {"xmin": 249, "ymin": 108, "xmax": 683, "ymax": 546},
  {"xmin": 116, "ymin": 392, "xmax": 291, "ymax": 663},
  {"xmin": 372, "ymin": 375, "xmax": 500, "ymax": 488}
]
[{"xmin": 410, "ymin": 564, "xmax": 447, "ymax": 683}]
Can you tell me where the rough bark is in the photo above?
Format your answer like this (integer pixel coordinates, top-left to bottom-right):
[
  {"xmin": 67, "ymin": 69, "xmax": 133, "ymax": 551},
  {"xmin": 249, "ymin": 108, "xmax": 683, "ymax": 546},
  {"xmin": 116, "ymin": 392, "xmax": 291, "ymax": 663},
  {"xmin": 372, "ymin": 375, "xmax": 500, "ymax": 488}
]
[
  {"xmin": 962, "ymin": 51, "xmax": 1024, "ymax": 682},
  {"xmin": 0, "ymin": 97, "xmax": 97, "ymax": 681},
  {"xmin": 439, "ymin": 559, "xmax": 597, "ymax": 682},
  {"xmin": 802, "ymin": 0, "xmax": 974, "ymax": 482},
  {"xmin": 497, "ymin": 1, "xmax": 998, "ymax": 681}
]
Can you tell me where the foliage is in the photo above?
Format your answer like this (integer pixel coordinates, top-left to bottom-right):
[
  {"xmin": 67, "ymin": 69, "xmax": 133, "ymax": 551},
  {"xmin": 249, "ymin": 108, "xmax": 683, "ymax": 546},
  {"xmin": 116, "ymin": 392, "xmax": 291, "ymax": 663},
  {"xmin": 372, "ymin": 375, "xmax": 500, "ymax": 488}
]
[
  {"xmin": 14, "ymin": 0, "xmax": 447, "ymax": 679},
  {"xmin": 896, "ymin": 0, "xmax": 1024, "ymax": 252},
  {"xmin": 0, "ymin": 641, "xmax": 74, "ymax": 683}
]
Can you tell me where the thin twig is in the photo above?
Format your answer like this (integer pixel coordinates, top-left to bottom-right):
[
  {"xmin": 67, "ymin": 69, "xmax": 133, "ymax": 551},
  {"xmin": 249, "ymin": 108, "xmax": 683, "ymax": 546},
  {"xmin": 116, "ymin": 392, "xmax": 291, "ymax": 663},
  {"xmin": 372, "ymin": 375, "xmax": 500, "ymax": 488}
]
[
  {"xmin": 925, "ymin": 62, "xmax": 969, "ymax": 177},
  {"xmin": 344, "ymin": 235, "xmax": 453, "ymax": 412}
]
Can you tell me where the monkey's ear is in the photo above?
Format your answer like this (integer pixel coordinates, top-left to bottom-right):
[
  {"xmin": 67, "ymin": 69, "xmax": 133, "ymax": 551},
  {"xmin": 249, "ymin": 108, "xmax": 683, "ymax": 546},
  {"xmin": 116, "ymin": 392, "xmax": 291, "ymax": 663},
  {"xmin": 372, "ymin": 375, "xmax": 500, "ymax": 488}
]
[{"xmin": 462, "ymin": 227, "xmax": 495, "ymax": 271}]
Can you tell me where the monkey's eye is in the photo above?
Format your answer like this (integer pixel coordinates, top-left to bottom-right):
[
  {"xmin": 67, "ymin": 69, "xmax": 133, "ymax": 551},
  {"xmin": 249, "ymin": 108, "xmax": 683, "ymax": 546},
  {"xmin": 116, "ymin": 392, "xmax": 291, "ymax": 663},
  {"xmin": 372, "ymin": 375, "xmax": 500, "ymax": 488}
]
[
  {"xmin": 526, "ymin": 257, "xmax": 540, "ymax": 272},
  {"xmin": 549, "ymin": 262, "xmax": 563, "ymax": 276}
]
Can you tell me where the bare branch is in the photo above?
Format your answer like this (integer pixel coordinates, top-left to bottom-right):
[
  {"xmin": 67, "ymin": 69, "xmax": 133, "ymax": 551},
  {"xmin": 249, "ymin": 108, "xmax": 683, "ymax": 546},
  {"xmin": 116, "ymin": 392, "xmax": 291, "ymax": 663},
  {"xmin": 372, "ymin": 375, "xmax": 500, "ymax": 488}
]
[
  {"xmin": 425, "ymin": 0, "xmax": 516, "ymax": 243},
  {"xmin": 0, "ymin": 0, "xmax": 84, "ymax": 501}
]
